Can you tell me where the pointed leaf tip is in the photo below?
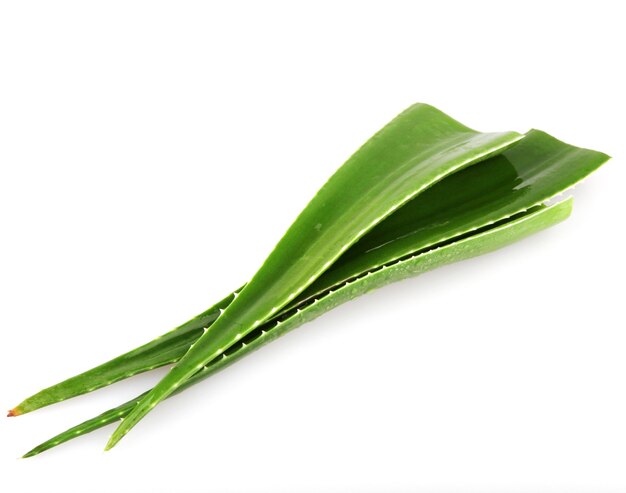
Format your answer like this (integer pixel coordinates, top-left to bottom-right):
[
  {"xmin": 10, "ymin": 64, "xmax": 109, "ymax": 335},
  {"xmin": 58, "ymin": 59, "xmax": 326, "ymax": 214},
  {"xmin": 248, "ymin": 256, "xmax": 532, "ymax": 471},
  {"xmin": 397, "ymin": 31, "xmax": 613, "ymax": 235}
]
[
  {"xmin": 7, "ymin": 408, "xmax": 21, "ymax": 417},
  {"xmin": 104, "ymin": 435, "xmax": 118, "ymax": 451}
]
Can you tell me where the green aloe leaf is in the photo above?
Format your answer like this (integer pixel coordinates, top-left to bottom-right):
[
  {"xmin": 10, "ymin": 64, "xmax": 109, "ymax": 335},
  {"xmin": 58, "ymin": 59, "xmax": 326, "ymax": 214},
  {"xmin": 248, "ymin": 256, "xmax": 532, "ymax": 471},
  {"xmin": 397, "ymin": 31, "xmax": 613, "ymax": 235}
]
[
  {"xmin": 11, "ymin": 104, "xmax": 609, "ymax": 455},
  {"xmin": 104, "ymin": 105, "xmax": 528, "ymax": 449},
  {"xmin": 24, "ymin": 198, "xmax": 572, "ymax": 457},
  {"xmin": 294, "ymin": 128, "xmax": 608, "ymax": 304},
  {"xmin": 9, "ymin": 290, "xmax": 241, "ymax": 416},
  {"xmin": 13, "ymin": 104, "xmax": 520, "ymax": 420}
]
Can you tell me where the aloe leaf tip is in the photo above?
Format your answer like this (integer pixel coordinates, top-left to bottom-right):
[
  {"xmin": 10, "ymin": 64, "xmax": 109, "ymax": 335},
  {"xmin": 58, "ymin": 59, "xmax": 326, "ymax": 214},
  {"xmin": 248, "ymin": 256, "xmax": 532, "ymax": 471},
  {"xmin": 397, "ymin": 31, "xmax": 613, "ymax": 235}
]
[
  {"xmin": 103, "ymin": 438, "xmax": 117, "ymax": 452},
  {"xmin": 7, "ymin": 407, "xmax": 21, "ymax": 418}
]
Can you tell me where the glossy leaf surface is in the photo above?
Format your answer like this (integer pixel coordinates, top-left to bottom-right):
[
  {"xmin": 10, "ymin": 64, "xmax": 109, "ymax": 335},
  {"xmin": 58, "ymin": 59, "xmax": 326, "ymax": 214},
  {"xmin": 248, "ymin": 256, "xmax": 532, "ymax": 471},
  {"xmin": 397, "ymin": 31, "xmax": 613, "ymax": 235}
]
[
  {"xmin": 10, "ymin": 104, "xmax": 609, "ymax": 455},
  {"xmin": 11, "ymin": 290, "xmax": 241, "ymax": 415},
  {"xmin": 14, "ymin": 129, "xmax": 607, "ymax": 418},
  {"xmin": 24, "ymin": 198, "xmax": 572, "ymax": 457},
  {"xmin": 106, "ymin": 104, "xmax": 523, "ymax": 448}
]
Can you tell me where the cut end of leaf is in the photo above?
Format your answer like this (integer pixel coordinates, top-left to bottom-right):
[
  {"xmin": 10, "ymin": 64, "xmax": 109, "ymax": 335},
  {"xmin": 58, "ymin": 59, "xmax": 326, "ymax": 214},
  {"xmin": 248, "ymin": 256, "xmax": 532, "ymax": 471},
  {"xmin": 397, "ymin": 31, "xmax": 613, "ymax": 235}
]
[{"xmin": 7, "ymin": 407, "xmax": 22, "ymax": 417}]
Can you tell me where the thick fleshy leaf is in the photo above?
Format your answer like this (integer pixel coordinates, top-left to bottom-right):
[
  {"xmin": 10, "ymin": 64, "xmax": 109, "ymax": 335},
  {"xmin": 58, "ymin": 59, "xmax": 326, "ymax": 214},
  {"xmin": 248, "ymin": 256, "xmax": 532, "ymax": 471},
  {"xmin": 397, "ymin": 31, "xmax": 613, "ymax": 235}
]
[
  {"xmin": 294, "ymin": 129, "xmax": 609, "ymax": 303},
  {"xmin": 10, "ymin": 290, "xmax": 241, "ymax": 416},
  {"xmin": 105, "ymin": 104, "xmax": 523, "ymax": 448},
  {"xmin": 11, "ymin": 105, "xmax": 609, "ymax": 455},
  {"xmin": 24, "ymin": 198, "xmax": 572, "ymax": 457},
  {"xmin": 13, "ymin": 126, "xmax": 608, "ymax": 421}
]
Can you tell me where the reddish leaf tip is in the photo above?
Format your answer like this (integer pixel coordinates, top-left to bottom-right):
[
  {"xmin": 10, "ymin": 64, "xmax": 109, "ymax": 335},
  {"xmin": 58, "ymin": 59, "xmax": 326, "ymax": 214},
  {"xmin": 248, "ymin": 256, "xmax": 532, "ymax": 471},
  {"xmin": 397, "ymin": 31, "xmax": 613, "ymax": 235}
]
[{"xmin": 7, "ymin": 408, "xmax": 21, "ymax": 417}]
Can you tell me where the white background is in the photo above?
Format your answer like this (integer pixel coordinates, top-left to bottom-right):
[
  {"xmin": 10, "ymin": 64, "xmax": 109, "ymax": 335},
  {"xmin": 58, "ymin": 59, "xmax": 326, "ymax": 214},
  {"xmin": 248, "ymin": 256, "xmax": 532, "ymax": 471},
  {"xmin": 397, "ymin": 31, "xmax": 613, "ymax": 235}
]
[{"xmin": 1, "ymin": 1, "xmax": 624, "ymax": 491}]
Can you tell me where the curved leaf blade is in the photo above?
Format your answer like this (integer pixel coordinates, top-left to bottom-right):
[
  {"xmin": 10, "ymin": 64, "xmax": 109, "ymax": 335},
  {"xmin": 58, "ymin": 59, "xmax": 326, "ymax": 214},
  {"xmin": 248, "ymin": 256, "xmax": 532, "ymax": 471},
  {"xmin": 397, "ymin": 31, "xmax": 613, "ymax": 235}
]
[
  {"xmin": 105, "ymin": 104, "xmax": 522, "ymax": 448},
  {"xmin": 296, "ymin": 129, "xmax": 609, "ymax": 302},
  {"xmin": 25, "ymin": 198, "xmax": 572, "ymax": 457},
  {"xmin": 10, "ymin": 291, "xmax": 241, "ymax": 416},
  {"xmin": 13, "ymin": 127, "xmax": 608, "ymax": 420}
]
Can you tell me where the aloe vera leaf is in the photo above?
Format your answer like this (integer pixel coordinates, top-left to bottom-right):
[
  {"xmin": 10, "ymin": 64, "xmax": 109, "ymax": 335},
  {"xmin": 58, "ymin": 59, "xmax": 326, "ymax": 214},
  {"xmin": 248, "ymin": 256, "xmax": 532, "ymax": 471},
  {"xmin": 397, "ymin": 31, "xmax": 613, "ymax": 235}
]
[
  {"xmin": 14, "ymin": 127, "xmax": 608, "ymax": 418},
  {"xmin": 295, "ymin": 129, "xmax": 610, "ymax": 303},
  {"xmin": 22, "ymin": 394, "xmax": 145, "ymax": 458},
  {"xmin": 106, "ymin": 104, "xmax": 523, "ymax": 448},
  {"xmin": 10, "ymin": 290, "xmax": 242, "ymax": 416},
  {"xmin": 25, "ymin": 198, "xmax": 572, "ymax": 457},
  {"xmin": 10, "ymin": 123, "xmax": 521, "ymax": 416}
]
